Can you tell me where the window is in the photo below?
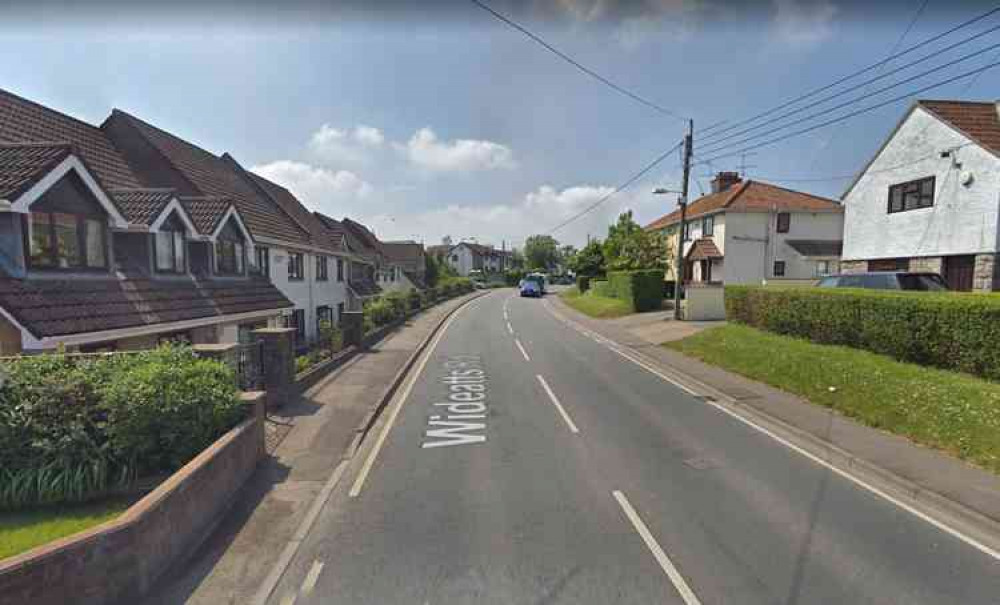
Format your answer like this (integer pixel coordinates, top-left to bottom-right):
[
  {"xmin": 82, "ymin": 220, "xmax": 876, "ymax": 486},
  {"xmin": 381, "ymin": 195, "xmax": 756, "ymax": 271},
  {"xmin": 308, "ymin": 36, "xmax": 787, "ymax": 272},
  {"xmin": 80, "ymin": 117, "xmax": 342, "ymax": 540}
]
[
  {"xmin": 27, "ymin": 211, "xmax": 107, "ymax": 269},
  {"xmin": 215, "ymin": 238, "xmax": 244, "ymax": 275},
  {"xmin": 773, "ymin": 260, "xmax": 786, "ymax": 277},
  {"xmin": 254, "ymin": 246, "xmax": 270, "ymax": 277},
  {"xmin": 888, "ymin": 176, "xmax": 935, "ymax": 213},
  {"xmin": 683, "ymin": 221, "xmax": 692, "ymax": 241},
  {"xmin": 285, "ymin": 309, "xmax": 305, "ymax": 341},
  {"xmin": 336, "ymin": 258, "xmax": 344, "ymax": 282},
  {"xmin": 316, "ymin": 305, "xmax": 333, "ymax": 333},
  {"xmin": 288, "ymin": 252, "xmax": 304, "ymax": 280},
  {"xmin": 154, "ymin": 216, "xmax": 187, "ymax": 273},
  {"xmin": 316, "ymin": 255, "xmax": 328, "ymax": 281},
  {"xmin": 815, "ymin": 260, "xmax": 832, "ymax": 276},
  {"xmin": 776, "ymin": 212, "xmax": 791, "ymax": 233},
  {"xmin": 702, "ymin": 215, "xmax": 714, "ymax": 237}
]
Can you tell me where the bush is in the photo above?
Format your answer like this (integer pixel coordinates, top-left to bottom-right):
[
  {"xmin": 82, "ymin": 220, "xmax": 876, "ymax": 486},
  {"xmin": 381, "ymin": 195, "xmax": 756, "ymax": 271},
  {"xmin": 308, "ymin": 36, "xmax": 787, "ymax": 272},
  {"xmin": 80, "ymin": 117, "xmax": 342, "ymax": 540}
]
[
  {"xmin": 407, "ymin": 289, "xmax": 422, "ymax": 311},
  {"xmin": 590, "ymin": 280, "xmax": 611, "ymax": 298},
  {"xmin": 607, "ymin": 269, "xmax": 665, "ymax": 312},
  {"xmin": 505, "ymin": 270, "xmax": 526, "ymax": 286},
  {"xmin": 365, "ymin": 298, "xmax": 398, "ymax": 327},
  {"xmin": 576, "ymin": 275, "xmax": 591, "ymax": 293},
  {"xmin": 0, "ymin": 346, "xmax": 243, "ymax": 508},
  {"xmin": 725, "ymin": 286, "xmax": 1000, "ymax": 381}
]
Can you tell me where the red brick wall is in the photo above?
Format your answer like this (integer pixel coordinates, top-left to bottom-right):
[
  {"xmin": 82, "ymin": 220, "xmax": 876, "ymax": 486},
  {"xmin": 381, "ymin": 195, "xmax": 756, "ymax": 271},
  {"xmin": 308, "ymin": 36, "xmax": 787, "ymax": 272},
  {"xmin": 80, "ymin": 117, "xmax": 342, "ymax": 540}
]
[{"xmin": 0, "ymin": 393, "xmax": 266, "ymax": 605}]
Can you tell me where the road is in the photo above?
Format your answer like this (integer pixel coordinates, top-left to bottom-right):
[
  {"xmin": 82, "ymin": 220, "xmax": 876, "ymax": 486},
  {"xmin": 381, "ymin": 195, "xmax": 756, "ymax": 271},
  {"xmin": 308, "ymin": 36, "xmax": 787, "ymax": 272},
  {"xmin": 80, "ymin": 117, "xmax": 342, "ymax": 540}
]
[{"xmin": 266, "ymin": 289, "xmax": 1000, "ymax": 604}]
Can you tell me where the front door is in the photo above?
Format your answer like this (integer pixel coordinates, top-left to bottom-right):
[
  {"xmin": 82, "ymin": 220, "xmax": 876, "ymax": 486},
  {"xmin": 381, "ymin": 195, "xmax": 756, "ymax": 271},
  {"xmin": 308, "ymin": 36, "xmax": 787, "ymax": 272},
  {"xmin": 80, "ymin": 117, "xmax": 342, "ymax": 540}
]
[{"xmin": 944, "ymin": 255, "xmax": 975, "ymax": 291}]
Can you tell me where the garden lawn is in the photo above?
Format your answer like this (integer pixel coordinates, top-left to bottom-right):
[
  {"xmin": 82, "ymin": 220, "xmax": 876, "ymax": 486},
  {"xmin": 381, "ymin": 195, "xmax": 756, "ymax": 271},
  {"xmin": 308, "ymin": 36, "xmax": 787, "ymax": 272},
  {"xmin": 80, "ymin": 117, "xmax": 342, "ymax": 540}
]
[
  {"xmin": 0, "ymin": 497, "xmax": 133, "ymax": 560},
  {"xmin": 665, "ymin": 323, "xmax": 1000, "ymax": 474},
  {"xmin": 559, "ymin": 287, "xmax": 633, "ymax": 318}
]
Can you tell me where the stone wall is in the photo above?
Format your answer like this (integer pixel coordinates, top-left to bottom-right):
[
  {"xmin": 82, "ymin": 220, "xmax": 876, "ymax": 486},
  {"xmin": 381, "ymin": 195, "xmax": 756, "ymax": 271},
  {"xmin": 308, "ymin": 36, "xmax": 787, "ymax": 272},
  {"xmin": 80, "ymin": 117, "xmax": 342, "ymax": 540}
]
[
  {"xmin": 909, "ymin": 256, "xmax": 943, "ymax": 274},
  {"xmin": 0, "ymin": 315, "xmax": 21, "ymax": 356},
  {"xmin": 839, "ymin": 260, "xmax": 867, "ymax": 274},
  {"xmin": 0, "ymin": 393, "xmax": 267, "ymax": 605},
  {"xmin": 974, "ymin": 253, "xmax": 998, "ymax": 292}
]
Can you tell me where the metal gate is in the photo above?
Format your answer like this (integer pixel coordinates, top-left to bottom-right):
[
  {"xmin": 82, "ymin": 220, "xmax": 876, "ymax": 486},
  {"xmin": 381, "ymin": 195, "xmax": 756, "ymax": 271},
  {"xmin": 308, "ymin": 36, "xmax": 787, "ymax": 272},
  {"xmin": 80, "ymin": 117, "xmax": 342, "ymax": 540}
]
[{"xmin": 236, "ymin": 340, "xmax": 265, "ymax": 391}]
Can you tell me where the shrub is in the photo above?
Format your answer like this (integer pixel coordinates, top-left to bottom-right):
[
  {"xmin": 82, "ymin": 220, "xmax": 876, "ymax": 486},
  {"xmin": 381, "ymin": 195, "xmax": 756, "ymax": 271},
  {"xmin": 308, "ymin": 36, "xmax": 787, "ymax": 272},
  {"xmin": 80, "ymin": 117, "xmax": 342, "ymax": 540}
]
[
  {"xmin": 505, "ymin": 270, "xmax": 526, "ymax": 286},
  {"xmin": 407, "ymin": 289, "xmax": 422, "ymax": 311},
  {"xmin": 725, "ymin": 285, "xmax": 1000, "ymax": 381},
  {"xmin": 590, "ymin": 280, "xmax": 611, "ymax": 298},
  {"xmin": 318, "ymin": 320, "xmax": 343, "ymax": 352},
  {"xmin": 365, "ymin": 298, "xmax": 397, "ymax": 327},
  {"xmin": 576, "ymin": 275, "xmax": 591, "ymax": 293},
  {"xmin": 607, "ymin": 269, "xmax": 664, "ymax": 312},
  {"xmin": 0, "ymin": 346, "xmax": 243, "ymax": 508}
]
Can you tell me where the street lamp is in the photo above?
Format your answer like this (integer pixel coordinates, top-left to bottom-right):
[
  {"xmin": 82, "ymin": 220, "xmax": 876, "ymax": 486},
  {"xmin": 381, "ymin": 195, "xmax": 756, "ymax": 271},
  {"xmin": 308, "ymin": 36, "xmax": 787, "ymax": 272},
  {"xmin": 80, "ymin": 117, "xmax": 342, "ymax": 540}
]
[{"xmin": 653, "ymin": 187, "xmax": 686, "ymax": 321}]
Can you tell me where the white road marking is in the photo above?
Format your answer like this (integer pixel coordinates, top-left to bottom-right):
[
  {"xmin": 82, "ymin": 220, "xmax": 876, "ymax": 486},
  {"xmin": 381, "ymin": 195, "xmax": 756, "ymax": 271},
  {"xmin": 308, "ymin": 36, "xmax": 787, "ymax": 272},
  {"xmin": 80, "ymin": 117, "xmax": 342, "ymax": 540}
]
[
  {"xmin": 536, "ymin": 374, "xmax": 579, "ymax": 434},
  {"xmin": 301, "ymin": 560, "xmax": 325, "ymax": 595},
  {"xmin": 613, "ymin": 490, "xmax": 702, "ymax": 605},
  {"xmin": 279, "ymin": 593, "xmax": 297, "ymax": 605},
  {"xmin": 349, "ymin": 298, "xmax": 473, "ymax": 497},
  {"xmin": 515, "ymin": 338, "xmax": 531, "ymax": 362},
  {"xmin": 546, "ymin": 301, "xmax": 1000, "ymax": 562},
  {"xmin": 506, "ymin": 321, "xmax": 514, "ymax": 335}
]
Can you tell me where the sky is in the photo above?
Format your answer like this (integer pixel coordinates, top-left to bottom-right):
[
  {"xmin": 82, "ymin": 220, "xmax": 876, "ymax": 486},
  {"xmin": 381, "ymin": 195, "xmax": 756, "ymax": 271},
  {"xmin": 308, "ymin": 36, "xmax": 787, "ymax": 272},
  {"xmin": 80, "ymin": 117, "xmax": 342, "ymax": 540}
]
[{"xmin": 2, "ymin": 0, "xmax": 998, "ymax": 249}]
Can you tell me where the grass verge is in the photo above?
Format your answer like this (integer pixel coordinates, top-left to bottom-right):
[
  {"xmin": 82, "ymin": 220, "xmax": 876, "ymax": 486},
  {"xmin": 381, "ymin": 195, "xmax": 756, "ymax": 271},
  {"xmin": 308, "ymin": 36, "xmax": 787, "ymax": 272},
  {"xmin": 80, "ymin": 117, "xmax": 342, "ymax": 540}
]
[
  {"xmin": 559, "ymin": 287, "xmax": 634, "ymax": 319},
  {"xmin": 665, "ymin": 323, "xmax": 1000, "ymax": 474},
  {"xmin": 0, "ymin": 497, "xmax": 134, "ymax": 560}
]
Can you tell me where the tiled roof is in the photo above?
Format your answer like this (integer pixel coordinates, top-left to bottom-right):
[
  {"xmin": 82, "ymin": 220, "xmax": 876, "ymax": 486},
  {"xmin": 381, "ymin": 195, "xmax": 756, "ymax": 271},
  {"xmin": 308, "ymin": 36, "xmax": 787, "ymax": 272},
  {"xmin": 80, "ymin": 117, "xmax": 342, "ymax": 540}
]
[
  {"xmin": 785, "ymin": 239, "xmax": 843, "ymax": 257},
  {"xmin": 426, "ymin": 244, "xmax": 451, "ymax": 257},
  {"xmin": 110, "ymin": 188, "xmax": 175, "ymax": 226},
  {"xmin": 457, "ymin": 242, "xmax": 504, "ymax": 256},
  {"xmin": 918, "ymin": 100, "xmax": 1000, "ymax": 156},
  {"xmin": 312, "ymin": 212, "xmax": 348, "ymax": 249},
  {"xmin": 0, "ymin": 142, "xmax": 72, "ymax": 199},
  {"xmin": 341, "ymin": 218, "xmax": 382, "ymax": 252},
  {"xmin": 0, "ymin": 276, "xmax": 291, "ymax": 339},
  {"xmin": 644, "ymin": 180, "xmax": 842, "ymax": 230},
  {"xmin": 381, "ymin": 241, "xmax": 424, "ymax": 263},
  {"xmin": 0, "ymin": 89, "xmax": 140, "ymax": 190},
  {"xmin": 686, "ymin": 238, "xmax": 723, "ymax": 260},
  {"xmin": 107, "ymin": 110, "xmax": 311, "ymax": 245},
  {"xmin": 243, "ymin": 167, "xmax": 337, "ymax": 252},
  {"xmin": 349, "ymin": 276, "xmax": 382, "ymax": 297},
  {"xmin": 180, "ymin": 195, "xmax": 233, "ymax": 235}
]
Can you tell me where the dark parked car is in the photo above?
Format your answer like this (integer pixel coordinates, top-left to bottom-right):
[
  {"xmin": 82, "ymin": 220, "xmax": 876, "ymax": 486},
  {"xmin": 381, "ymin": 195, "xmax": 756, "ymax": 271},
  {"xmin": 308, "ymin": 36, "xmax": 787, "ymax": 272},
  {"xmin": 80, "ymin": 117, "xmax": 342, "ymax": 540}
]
[{"xmin": 817, "ymin": 272, "xmax": 948, "ymax": 291}]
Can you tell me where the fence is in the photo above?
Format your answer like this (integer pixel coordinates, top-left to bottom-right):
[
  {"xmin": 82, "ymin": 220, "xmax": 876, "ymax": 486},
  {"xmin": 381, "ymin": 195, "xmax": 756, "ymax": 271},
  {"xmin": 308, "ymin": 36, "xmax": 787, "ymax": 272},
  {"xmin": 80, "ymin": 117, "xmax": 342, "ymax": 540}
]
[{"xmin": 236, "ymin": 340, "xmax": 265, "ymax": 391}]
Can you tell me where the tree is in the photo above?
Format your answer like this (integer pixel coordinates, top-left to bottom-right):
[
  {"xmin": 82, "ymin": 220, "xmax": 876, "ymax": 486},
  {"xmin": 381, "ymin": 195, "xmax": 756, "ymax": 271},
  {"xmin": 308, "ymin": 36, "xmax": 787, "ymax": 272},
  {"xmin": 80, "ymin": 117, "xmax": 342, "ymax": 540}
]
[
  {"xmin": 424, "ymin": 253, "xmax": 440, "ymax": 287},
  {"xmin": 569, "ymin": 239, "xmax": 605, "ymax": 276},
  {"xmin": 509, "ymin": 248, "xmax": 525, "ymax": 270},
  {"xmin": 603, "ymin": 211, "xmax": 669, "ymax": 271},
  {"xmin": 523, "ymin": 235, "xmax": 560, "ymax": 271}
]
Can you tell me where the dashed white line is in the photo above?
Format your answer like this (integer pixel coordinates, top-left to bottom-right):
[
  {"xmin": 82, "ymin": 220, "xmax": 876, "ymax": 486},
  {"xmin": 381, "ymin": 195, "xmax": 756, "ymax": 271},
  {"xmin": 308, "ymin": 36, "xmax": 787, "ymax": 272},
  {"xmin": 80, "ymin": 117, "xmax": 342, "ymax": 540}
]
[
  {"xmin": 279, "ymin": 593, "xmax": 297, "ymax": 605},
  {"xmin": 515, "ymin": 338, "xmax": 531, "ymax": 362},
  {"xmin": 301, "ymin": 560, "xmax": 325, "ymax": 595},
  {"xmin": 536, "ymin": 374, "xmax": 579, "ymax": 434},
  {"xmin": 506, "ymin": 321, "xmax": 514, "ymax": 335},
  {"xmin": 613, "ymin": 491, "xmax": 702, "ymax": 605}
]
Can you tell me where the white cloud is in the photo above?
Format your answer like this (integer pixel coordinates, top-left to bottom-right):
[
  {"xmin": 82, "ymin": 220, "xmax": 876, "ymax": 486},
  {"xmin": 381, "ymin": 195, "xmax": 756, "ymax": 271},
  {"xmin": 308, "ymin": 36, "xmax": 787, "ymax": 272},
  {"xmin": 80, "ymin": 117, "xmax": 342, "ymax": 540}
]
[
  {"xmin": 307, "ymin": 123, "xmax": 384, "ymax": 163},
  {"xmin": 396, "ymin": 127, "xmax": 516, "ymax": 172},
  {"xmin": 251, "ymin": 160, "xmax": 373, "ymax": 216},
  {"xmin": 353, "ymin": 125, "xmax": 385, "ymax": 147},
  {"xmin": 772, "ymin": 0, "xmax": 837, "ymax": 47}
]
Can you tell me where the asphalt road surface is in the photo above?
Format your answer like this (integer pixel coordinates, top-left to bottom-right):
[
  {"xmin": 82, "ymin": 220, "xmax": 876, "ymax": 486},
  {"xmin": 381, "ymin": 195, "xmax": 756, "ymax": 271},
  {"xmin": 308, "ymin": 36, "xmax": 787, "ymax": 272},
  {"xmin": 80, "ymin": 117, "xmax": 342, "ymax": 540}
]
[{"xmin": 267, "ymin": 290, "xmax": 1000, "ymax": 605}]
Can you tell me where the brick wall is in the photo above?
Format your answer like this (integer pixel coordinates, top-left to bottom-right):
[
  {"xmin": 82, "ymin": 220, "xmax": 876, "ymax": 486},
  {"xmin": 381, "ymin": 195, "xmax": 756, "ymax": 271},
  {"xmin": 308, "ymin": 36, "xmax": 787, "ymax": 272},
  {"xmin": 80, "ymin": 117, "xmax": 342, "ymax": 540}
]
[{"xmin": 0, "ymin": 393, "xmax": 266, "ymax": 605}]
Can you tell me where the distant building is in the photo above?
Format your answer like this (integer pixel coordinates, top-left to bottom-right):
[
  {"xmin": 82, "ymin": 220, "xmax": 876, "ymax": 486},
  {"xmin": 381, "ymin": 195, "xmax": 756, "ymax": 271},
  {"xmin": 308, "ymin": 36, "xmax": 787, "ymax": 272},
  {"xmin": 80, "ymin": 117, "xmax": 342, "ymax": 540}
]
[
  {"xmin": 445, "ymin": 242, "xmax": 510, "ymax": 276},
  {"xmin": 644, "ymin": 172, "xmax": 844, "ymax": 285}
]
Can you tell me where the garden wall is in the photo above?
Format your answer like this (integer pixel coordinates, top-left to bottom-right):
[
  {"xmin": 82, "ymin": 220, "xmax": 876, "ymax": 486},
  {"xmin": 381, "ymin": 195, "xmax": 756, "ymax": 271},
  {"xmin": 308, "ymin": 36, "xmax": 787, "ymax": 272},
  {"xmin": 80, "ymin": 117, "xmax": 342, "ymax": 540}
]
[{"xmin": 0, "ymin": 393, "xmax": 267, "ymax": 605}]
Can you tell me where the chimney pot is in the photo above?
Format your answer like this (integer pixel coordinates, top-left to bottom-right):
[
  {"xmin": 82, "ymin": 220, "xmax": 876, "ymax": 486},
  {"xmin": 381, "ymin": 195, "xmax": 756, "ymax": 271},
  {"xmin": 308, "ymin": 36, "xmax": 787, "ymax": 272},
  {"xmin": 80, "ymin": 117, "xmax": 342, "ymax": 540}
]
[{"xmin": 711, "ymin": 171, "xmax": 742, "ymax": 194}]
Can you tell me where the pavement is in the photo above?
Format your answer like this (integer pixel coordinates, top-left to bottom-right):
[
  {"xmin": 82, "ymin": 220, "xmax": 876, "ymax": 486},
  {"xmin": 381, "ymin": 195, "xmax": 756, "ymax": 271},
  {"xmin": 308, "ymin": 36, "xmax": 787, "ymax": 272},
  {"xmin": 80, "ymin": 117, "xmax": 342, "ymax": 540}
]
[
  {"xmin": 142, "ymin": 294, "xmax": 479, "ymax": 605},
  {"xmin": 258, "ymin": 289, "xmax": 1000, "ymax": 604}
]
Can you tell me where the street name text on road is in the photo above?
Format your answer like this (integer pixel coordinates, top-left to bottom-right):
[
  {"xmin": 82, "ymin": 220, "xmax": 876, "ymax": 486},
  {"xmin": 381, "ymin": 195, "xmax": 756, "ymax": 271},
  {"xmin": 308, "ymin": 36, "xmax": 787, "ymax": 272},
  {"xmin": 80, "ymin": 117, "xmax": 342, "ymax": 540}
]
[{"xmin": 422, "ymin": 356, "xmax": 488, "ymax": 449}]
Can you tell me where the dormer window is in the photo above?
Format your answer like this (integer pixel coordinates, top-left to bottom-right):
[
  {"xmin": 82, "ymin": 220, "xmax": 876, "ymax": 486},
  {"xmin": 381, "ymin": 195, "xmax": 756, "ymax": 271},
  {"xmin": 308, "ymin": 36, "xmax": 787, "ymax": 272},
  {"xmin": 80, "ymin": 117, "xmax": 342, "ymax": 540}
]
[
  {"xmin": 215, "ymin": 219, "xmax": 246, "ymax": 275},
  {"xmin": 23, "ymin": 173, "xmax": 110, "ymax": 271},
  {"xmin": 154, "ymin": 212, "xmax": 187, "ymax": 273}
]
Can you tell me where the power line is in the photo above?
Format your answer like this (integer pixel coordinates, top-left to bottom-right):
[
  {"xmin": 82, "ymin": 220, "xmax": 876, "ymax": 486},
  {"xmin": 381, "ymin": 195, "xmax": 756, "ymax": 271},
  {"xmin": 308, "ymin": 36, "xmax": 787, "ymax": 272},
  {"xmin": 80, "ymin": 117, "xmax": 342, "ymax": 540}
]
[
  {"xmin": 697, "ymin": 5, "xmax": 1000, "ymax": 137},
  {"xmin": 694, "ymin": 59, "xmax": 1000, "ymax": 166},
  {"xmin": 467, "ymin": 0, "xmax": 687, "ymax": 123},
  {"xmin": 698, "ymin": 41, "xmax": 1000, "ymax": 157},
  {"xmin": 549, "ymin": 141, "xmax": 684, "ymax": 234},
  {"xmin": 749, "ymin": 143, "xmax": 974, "ymax": 183},
  {"xmin": 699, "ymin": 22, "xmax": 1000, "ymax": 151}
]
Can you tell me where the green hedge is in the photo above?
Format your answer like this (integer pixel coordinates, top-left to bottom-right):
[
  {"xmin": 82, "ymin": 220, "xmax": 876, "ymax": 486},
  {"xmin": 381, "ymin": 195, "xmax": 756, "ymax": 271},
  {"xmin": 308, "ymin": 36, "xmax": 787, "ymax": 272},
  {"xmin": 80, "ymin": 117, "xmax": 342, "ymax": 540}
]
[
  {"xmin": 576, "ymin": 275, "xmax": 591, "ymax": 293},
  {"xmin": 0, "ymin": 346, "xmax": 243, "ymax": 508},
  {"xmin": 607, "ymin": 269, "xmax": 665, "ymax": 312},
  {"xmin": 726, "ymin": 285, "xmax": 1000, "ymax": 380},
  {"xmin": 590, "ymin": 280, "xmax": 611, "ymax": 297}
]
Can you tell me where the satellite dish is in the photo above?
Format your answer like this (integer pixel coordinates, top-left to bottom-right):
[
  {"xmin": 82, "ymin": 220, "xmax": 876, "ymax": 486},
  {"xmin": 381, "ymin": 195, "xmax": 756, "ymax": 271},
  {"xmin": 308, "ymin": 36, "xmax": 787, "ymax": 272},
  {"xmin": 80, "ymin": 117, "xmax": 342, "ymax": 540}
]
[{"xmin": 960, "ymin": 170, "xmax": 975, "ymax": 187}]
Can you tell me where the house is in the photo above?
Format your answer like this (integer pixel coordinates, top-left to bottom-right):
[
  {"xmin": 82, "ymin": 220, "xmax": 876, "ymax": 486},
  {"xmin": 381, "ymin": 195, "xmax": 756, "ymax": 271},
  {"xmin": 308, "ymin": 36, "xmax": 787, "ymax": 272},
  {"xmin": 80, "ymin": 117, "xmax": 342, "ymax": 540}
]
[
  {"xmin": 0, "ymin": 89, "xmax": 291, "ymax": 354},
  {"xmin": 446, "ymin": 242, "xmax": 509, "ymax": 276},
  {"xmin": 841, "ymin": 100, "xmax": 1000, "ymax": 291},
  {"xmin": 644, "ymin": 172, "xmax": 844, "ymax": 285},
  {"xmin": 313, "ymin": 212, "xmax": 381, "ymax": 305},
  {"xmin": 101, "ymin": 108, "xmax": 352, "ymax": 344},
  {"xmin": 381, "ymin": 240, "xmax": 427, "ymax": 290}
]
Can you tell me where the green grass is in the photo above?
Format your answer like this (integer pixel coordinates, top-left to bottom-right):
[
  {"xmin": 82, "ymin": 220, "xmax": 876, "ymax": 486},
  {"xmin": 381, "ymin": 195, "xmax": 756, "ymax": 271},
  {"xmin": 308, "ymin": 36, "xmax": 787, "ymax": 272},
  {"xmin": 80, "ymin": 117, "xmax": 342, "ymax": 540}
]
[
  {"xmin": 559, "ymin": 287, "xmax": 634, "ymax": 318},
  {"xmin": 665, "ymin": 323, "xmax": 1000, "ymax": 474},
  {"xmin": 0, "ymin": 497, "xmax": 133, "ymax": 560}
]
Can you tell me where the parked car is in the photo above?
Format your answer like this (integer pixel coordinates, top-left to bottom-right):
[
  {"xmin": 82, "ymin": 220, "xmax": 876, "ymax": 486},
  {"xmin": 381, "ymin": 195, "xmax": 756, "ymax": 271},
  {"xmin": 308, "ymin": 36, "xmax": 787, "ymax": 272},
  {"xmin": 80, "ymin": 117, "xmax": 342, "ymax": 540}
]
[
  {"xmin": 817, "ymin": 272, "xmax": 948, "ymax": 291},
  {"xmin": 519, "ymin": 280, "xmax": 542, "ymax": 298},
  {"xmin": 524, "ymin": 272, "xmax": 547, "ymax": 294}
]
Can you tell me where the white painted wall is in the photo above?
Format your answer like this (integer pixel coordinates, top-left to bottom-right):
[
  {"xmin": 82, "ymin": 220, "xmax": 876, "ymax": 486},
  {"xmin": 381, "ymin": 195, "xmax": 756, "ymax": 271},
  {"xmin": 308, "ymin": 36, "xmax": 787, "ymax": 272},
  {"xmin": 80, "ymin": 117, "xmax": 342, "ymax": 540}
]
[
  {"xmin": 264, "ymin": 246, "xmax": 351, "ymax": 344},
  {"xmin": 723, "ymin": 211, "xmax": 844, "ymax": 284},
  {"xmin": 843, "ymin": 106, "xmax": 1000, "ymax": 261}
]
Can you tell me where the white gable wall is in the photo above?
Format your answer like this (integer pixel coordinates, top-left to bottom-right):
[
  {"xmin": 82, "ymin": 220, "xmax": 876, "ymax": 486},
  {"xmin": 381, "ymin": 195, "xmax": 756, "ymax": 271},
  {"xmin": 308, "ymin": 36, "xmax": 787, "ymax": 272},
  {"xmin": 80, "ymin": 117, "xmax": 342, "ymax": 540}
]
[{"xmin": 843, "ymin": 107, "xmax": 1000, "ymax": 261}]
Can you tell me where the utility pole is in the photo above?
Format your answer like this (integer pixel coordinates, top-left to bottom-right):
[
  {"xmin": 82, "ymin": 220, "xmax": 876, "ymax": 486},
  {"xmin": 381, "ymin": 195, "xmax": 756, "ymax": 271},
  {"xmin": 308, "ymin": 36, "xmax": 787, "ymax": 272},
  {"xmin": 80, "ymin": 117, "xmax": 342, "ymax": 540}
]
[{"xmin": 674, "ymin": 119, "xmax": 693, "ymax": 321}]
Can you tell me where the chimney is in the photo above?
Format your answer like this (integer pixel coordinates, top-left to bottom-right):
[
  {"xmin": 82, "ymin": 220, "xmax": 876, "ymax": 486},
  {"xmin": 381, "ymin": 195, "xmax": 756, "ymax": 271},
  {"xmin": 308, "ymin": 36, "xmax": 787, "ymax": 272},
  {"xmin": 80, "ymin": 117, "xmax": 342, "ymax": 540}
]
[{"xmin": 711, "ymin": 171, "xmax": 742, "ymax": 193}]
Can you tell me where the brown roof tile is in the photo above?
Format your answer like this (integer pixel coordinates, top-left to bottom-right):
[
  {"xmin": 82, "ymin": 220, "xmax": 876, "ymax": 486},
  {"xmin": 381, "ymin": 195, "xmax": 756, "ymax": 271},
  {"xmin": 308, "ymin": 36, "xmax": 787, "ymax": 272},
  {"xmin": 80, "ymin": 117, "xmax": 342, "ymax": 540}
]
[
  {"xmin": 108, "ymin": 110, "xmax": 311, "ymax": 245},
  {"xmin": 0, "ymin": 89, "xmax": 140, "ymax": 190},
  {"xmin": 686, "ymin": 238, "xmax": 723, "ymax": 260},
  {"xmin": 381, "ymin": 241, "xmax": 424, "ymax": 263},
  {"xmin": 0, "ymin": 142, "xmax": 73, "ymax": 199},
  {"xmin": 180, "ymin": 195, "xmax": 233, "ymax": 235},
  {"xmin": 918, "ymin": 100, "xmax": 1000, "ymax": 156},
  {"xmin": 0, "ymin": 275, "xmax": 291, "ymax": 339},
  {"xmin": 110, "ymin": 188, "xmax": 175, "ymax": 226},
  {"xmin": 644, "ymin": 180, "xmax": 841, "ymax": 230},
  {"xmin": 242, "ymin": 167, "xmax": 339, "ymax": 252},
  {"xmin": 312, "ymin": 212, "xmax": 348, "ymax": 250}
]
